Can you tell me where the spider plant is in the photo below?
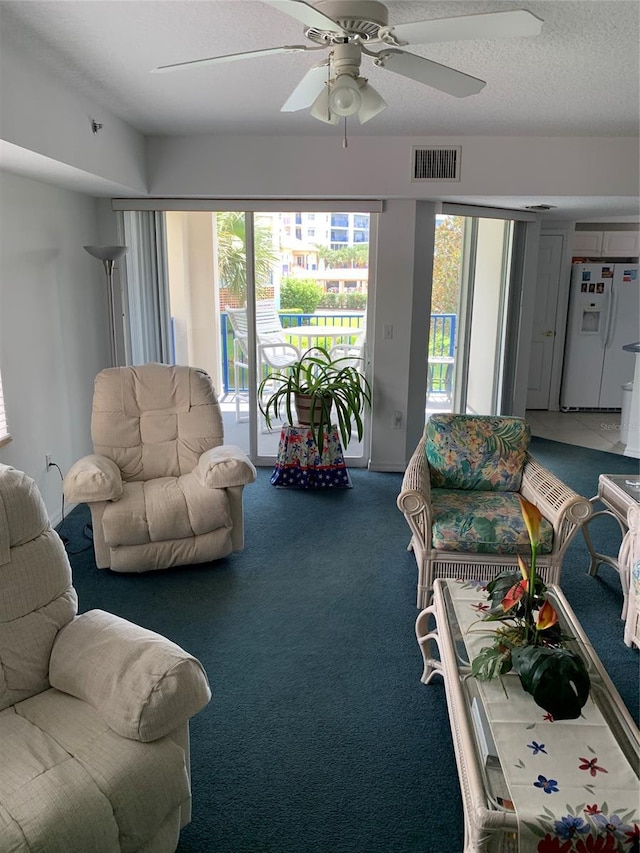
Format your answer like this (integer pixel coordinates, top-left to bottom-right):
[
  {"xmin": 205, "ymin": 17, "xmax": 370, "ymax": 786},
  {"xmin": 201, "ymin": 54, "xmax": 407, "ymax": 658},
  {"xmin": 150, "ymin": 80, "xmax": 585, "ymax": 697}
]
[{"xmin": 258, "ymin": 347, "xmax": 372, "ymax": 451}]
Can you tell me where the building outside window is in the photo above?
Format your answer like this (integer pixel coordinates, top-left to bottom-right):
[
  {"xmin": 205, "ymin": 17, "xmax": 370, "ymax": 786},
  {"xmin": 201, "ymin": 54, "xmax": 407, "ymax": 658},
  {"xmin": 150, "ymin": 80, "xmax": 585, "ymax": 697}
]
[{"xmin": 331, "ymin": 213, "xmax": 349, "ymax": 228}]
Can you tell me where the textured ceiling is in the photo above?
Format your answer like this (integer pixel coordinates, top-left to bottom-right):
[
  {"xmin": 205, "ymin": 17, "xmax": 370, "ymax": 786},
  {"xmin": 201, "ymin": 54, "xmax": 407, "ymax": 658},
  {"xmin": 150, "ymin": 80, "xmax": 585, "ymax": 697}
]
[
  {"xmin": 1, "ymin": 0, "xmax": 639, "ymax": 139},
  {"xmin": 1, "ymin": 0, "xmax": 639, "ymax": 218}
]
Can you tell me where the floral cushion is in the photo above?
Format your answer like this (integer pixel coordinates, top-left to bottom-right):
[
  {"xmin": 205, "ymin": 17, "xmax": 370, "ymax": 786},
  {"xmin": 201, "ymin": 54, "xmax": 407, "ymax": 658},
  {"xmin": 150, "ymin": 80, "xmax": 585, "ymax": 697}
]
[
  {"xmin": 431, "ymin": 489, "xmax": 554, "ymax": 554},
  {"xmin": 426, "ymin": 414, "xmax": 531, "ymax": 492}
]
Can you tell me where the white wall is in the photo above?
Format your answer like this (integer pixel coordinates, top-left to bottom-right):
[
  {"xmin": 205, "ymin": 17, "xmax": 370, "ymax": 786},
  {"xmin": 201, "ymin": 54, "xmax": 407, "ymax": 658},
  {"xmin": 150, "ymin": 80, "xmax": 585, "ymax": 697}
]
[
  {"xmin": 146, "ymin": 134, "xmax": 639, "ymax": 201},
  {"xmin": 0, "ymin": 38, "xmax": 147, "ymax": 194},
  {"xmin": 0, "ymin": 170, "xmax": 110, "ymax": 520}
]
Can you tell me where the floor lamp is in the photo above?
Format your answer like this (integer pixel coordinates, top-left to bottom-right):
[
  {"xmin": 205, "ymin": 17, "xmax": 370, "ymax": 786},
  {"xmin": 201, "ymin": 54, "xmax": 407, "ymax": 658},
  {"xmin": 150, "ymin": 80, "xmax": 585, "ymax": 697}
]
[{"xmin": 84, "ymin": 245, "xmax": 128, "ymax": 366}]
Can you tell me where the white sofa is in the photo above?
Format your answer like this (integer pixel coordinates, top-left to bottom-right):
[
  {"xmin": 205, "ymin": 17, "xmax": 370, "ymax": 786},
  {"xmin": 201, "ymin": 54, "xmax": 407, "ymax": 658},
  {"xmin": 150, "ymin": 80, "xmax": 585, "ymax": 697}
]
[
  {"xmin": 0, "ymin": 464, "xmax": 212, "ymax": 851},
  {"xmin": 64, "ymin": 363, "xmax": 256, "ymax": 573}
]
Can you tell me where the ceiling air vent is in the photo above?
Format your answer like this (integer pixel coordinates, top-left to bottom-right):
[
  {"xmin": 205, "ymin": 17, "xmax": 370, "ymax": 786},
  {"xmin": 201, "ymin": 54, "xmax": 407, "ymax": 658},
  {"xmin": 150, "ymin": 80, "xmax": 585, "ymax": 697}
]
[{"xmin": 411, "ymin": 146, "xmax": 461, "ymax": 182}]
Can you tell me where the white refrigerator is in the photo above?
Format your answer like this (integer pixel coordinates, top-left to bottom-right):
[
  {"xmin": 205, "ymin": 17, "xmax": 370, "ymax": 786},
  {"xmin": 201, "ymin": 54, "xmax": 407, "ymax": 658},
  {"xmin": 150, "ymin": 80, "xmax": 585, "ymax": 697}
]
[{"xmin": 561, "ymin": 262, "xmax": 639, "ymax": 409}]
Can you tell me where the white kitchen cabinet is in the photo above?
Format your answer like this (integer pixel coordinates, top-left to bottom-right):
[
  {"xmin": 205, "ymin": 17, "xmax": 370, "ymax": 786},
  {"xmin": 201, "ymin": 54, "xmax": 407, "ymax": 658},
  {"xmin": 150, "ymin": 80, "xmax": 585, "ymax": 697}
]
[
  {"xmin": 573, "ymin": 229, "xmax": 640, "ymax": 257},
  {"xmin": 601, "ymin": 230, "xmax": 640, "ymax": 256},
  {"xmin": 573, "ymin": 231, "xmax": 603, "ymax": 255}
]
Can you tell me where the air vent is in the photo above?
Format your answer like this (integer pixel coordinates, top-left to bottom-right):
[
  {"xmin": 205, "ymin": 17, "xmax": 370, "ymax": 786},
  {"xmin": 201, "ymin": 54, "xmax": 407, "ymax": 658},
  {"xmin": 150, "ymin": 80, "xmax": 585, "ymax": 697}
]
[{"xmin": 411, "ymin": 146, "xmax": 461, "ymax": 182}]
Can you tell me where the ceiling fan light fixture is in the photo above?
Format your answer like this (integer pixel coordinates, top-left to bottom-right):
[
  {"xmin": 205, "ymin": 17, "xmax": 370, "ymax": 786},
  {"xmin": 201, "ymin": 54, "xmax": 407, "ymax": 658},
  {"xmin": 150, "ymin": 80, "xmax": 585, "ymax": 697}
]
[
  {"xmin": 329, "ymin": 74, "xmax": 362, "ymax": 116},
  {"xmin": 356, "ymin": 80, "xmax": 387, "ymax": 124},
  {"xmin": 310, "ymin": 86, "xmax": 340, "ymax": 124}
]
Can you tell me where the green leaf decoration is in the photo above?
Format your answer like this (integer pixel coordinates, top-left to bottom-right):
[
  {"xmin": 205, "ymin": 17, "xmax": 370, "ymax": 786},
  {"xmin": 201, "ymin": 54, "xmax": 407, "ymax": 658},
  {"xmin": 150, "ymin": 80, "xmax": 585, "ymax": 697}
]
[
  {"xmin": 601, "ymin": 801, "xmax": 609, "ymax": 815},
  {"xmin": 511, "ymin": 646, "xmax": 590, "ymax": 720},
  {"xmin": 471, "ymin": 645, "xmax": 512, "ymax": 680},
  {"xmin": 522, "ymin": 821, "xmax": 548, "ymax": 838}
]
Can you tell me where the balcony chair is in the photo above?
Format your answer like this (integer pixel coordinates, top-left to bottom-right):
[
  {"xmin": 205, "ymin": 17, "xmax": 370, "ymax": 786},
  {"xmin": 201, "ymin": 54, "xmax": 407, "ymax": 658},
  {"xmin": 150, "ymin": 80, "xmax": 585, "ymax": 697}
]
[
  {"xmin": 64, "ymin": 363, "xmax": 256, "ymax": 573},
  {"xmin": 397, "ymin": 414, "xmax": 593, "ymax": 608},
  {"xmin": 226, "ymin": 300, "xmax": 300, "ymax": 423},
  {"xmin": 329, "ymin": 309, "xmax": 366, "ymax": 368},
  {"xmin": 0, "ymin": 464, "xmax": 211, "ymax": 851}
]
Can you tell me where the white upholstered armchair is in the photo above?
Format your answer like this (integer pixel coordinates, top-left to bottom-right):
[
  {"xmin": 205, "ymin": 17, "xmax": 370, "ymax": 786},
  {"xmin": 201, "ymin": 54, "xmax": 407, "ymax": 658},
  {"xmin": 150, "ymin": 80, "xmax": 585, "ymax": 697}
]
[
  {"xmin": 64, "ymin": 363, "xmax": 256, "ymax": 573},
  {"xmin": 0, "ymin": 464, "xmax": 211, "ymax": 851}
]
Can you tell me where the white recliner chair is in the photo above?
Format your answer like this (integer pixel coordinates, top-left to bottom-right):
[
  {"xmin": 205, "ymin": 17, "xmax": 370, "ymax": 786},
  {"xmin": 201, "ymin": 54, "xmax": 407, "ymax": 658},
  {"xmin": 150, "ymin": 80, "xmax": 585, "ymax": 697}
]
[
  {"xmin": 64, "ymin": 363, "xmax": 256, "ymax": 573},
  {"xmin": 0, "ymin": 464, "xmax": 212, "ymax": 851}
]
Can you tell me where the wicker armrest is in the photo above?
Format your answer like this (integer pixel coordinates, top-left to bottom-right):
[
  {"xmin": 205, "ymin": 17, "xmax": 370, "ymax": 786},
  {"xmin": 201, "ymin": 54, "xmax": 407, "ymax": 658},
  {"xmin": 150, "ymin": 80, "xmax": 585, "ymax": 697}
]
[
  {"xmin": 397, "ymin": 433, "xmax": 432, "ymax": 545},
  {"xmin": 521, "ymin": 453, "xmax": 593, "ymax": 550}
]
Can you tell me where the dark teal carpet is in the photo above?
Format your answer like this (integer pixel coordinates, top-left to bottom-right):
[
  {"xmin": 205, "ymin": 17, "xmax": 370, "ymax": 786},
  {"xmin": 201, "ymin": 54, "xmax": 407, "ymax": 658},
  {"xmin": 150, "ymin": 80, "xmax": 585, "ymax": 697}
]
[{"xmin": 61, "ymin": 438, "xmax": 639, "ymax": 853}]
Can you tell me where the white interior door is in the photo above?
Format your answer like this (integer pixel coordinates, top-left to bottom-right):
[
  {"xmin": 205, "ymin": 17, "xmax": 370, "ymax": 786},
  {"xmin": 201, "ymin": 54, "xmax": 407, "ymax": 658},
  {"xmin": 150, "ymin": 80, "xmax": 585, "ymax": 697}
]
[{"xmin": 526, "ymin": 234, "xmax": 563, "ymax": 409}]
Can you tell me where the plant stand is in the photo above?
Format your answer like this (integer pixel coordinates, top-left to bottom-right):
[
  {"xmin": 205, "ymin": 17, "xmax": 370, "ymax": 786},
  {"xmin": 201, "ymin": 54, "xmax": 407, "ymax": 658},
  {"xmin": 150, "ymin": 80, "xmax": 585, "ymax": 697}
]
[{"xmin": 270, "ymin": 424, "xmax": 352, "ymax": 488}]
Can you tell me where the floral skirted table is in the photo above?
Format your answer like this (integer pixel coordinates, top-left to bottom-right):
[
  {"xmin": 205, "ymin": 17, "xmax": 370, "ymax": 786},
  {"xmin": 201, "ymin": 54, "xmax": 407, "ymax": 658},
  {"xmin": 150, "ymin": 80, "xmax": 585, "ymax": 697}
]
[
  {"xmin": 417, "ymin": 579, "xmax": 640, "ymax": 853},
  {"xmin": 270, "ymin": 424, "xmax": 352, "ymax": 488}
]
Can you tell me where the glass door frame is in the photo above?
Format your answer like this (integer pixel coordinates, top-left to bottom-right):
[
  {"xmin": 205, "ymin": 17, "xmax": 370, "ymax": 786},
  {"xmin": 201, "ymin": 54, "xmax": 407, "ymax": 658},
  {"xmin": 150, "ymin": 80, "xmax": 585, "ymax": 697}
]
[{"xmin": 441, "ymin": 205, "xmax": 537, "ymax": 417}]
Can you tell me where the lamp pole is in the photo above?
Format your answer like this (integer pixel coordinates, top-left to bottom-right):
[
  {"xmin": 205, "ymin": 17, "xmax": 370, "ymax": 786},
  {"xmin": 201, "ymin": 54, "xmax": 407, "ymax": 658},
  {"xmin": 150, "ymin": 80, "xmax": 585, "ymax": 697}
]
[{"xmin": 84, "ymin": 245, "xmax": 128, "ymax": 366}]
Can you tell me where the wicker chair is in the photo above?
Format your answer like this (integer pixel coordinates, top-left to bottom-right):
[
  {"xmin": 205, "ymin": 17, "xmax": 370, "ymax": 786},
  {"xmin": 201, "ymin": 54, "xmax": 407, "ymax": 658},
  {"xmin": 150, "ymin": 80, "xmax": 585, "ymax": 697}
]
[
  {"xmin": 621, "ymin": 505, "xmax": 640, "ymax": 649},
  {"xmin": 397, "ymin": 415, "xmax": 593, "ymax": 608}
]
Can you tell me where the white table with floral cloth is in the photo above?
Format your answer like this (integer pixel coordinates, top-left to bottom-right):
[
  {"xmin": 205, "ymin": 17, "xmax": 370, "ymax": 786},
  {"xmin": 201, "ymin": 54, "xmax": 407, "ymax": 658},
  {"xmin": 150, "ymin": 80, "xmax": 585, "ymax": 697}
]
[
  {"xmin": 270, "ymin": 424, "xmax": 352, "ymax": 488},
  {"xmin": 416, "ymin": 578, "xmax": 640, "ymax": 853}
]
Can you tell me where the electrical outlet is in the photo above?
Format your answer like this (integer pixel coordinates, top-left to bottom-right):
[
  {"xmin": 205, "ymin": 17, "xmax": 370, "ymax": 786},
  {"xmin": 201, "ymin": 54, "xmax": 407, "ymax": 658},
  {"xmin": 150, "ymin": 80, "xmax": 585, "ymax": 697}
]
[
  {"xmin": 392, "ymin": 411, "xmax": 402, "ymax": 429},
  {"xmin": 45, "ymin": 453, "xmax": 53, "ymax": 470},
  {"xmin": 383, "ymin": 323, "xmax": 393, "ymax": 340}
]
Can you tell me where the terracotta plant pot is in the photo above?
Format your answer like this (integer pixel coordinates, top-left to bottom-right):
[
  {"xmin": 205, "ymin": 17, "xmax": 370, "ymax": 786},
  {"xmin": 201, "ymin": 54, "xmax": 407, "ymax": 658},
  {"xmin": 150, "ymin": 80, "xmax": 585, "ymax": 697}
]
[{"xmin": 294, "ymin": 393, "xmax": 333, "ymax": 427}]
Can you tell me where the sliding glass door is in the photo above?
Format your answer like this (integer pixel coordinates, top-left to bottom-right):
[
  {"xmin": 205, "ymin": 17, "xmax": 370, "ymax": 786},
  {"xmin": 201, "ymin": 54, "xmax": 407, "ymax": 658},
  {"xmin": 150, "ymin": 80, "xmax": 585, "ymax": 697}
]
[
  {"xmin": 429, "ymin": 212, "xmax": 518, "ymax": 417},
  {"xmin": 163, "ymin": 208, "xmax": 371, "ymax": 465}
]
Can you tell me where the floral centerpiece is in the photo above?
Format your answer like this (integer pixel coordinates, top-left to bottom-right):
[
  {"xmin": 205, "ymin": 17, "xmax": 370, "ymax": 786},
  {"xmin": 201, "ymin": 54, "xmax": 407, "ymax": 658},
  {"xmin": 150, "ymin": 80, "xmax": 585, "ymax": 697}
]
[{"xmin": 471, "ymin": 496, "xmax": 591, "ymax": 720}]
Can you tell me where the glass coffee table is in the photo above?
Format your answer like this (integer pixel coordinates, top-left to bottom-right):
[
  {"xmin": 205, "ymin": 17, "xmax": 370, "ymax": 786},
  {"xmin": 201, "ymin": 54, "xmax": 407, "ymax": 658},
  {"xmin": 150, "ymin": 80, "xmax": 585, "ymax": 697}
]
[
  {"xmin": 416, "ymin": 578, "xmax": 640, "ymax": 853},
  {"xmin": 582, "ymin": 474, "xmax": 640, "ymax": 618}
]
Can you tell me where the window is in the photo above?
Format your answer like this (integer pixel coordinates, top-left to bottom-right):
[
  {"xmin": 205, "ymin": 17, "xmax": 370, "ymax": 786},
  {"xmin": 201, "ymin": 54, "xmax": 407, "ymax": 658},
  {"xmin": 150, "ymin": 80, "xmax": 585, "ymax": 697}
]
[
  {"xmin": 307, "ymin": 228, "xmax": 316, "ymax": 237},
  {"xmin": 353, "ymin": 215, "xmax": 369, "ymax": 229},
  {"xmin": 0, "ymin": 369, "xmax": 11, "ymax": 446},
  {"xmin": 353, "ymin": 230, "xmax": 368, "ymax": 243},
  {"xmin": 331, "ymin": 229, "xmax": 348, "ymax": 243},
  {"xmin": 331, "ymin": 213, "xmax": 349, "ymax": 228}
]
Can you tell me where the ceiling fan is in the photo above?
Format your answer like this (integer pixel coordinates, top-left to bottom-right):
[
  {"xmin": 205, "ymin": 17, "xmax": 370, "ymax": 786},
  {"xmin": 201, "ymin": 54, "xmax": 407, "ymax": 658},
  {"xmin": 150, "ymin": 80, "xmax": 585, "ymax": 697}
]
[{"xmin": 153, "ymin": 1, "xmax": 543, "ymax": 126}]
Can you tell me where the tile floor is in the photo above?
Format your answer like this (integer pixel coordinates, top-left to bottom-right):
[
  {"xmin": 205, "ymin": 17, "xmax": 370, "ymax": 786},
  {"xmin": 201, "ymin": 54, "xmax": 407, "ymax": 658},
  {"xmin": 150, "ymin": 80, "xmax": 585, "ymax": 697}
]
[{"xmin": 525, "ymin": 409, "xmax": 626, "ymax": 456}]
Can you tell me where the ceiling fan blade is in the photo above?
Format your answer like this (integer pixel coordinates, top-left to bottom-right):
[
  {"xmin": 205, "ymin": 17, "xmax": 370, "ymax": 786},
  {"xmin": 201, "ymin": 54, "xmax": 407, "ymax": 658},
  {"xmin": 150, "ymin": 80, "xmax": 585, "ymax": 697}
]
[
  {"xmin": 375, "ymin": 50, "xmax": 485, "ymax": 98},
  {"xmin": 153, "ymin": 45, "xmax": 312, "ymax": 73},
  {"xmin": 386, "ymin": 10, "xmax": 543, "ymax": 46},
  {"xmin": 263, "ymin": 0, "xmax": 348, "ymax": 35},
  {"xmin": 281, "ymin": 64, "xmax": 329, "ymax": 112}
]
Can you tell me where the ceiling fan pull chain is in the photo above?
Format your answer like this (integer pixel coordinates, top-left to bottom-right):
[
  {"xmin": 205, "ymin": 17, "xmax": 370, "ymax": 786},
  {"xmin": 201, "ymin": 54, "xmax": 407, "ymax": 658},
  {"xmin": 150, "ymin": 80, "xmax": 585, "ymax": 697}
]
[{"xmin": 343, "ymin": 117, "xmax": 348, "ymax": 148}]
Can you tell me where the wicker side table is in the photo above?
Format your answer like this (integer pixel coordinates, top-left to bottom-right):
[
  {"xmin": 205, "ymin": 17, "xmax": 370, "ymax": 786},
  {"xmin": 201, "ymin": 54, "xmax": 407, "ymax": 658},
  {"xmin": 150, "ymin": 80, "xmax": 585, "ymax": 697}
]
[{"xmin": 582, "ymin": 474, "xmax": 640, "ymax": 618}]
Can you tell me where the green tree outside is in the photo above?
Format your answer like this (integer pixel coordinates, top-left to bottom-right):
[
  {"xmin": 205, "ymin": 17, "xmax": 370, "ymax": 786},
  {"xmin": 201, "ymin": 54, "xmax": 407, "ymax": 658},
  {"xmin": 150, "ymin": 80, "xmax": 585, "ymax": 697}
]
[
  {"xmin": 280, "ymin": 277, "xmax": 324, "ymax": 314},
  {"xmin": 216, "ymin": 211, "xmax": 278, "ymax": 303},
  {"xmin": 432, "ymin": 216, "xmax": 464, "ymax": 314}
]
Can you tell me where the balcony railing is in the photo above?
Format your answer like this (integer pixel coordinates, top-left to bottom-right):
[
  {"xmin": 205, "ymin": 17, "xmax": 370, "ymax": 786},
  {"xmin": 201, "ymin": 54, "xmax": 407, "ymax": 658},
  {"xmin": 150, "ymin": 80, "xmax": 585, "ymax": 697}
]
[{"xmin": 214, "ymin": 311, "xmax": 456, "ymax": 396}]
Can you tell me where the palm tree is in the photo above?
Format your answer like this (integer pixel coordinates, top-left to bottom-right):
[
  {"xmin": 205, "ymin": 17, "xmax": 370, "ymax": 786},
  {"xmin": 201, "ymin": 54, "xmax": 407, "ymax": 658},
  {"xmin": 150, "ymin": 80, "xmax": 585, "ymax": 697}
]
[{"xmin": 216, "ymin": 212, "xmax": 279, "ymax": 303}]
